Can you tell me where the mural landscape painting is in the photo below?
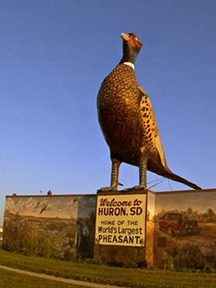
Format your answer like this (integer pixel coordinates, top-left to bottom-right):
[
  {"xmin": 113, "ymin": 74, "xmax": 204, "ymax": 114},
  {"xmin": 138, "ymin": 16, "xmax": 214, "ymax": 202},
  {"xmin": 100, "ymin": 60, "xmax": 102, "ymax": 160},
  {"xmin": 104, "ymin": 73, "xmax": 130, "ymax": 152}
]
[
  {"xmin": 154, "ymin": 191, "xmax": 216, "ymax": 269},
  {"xmin": 3, "ymin": 195, "xmax": 96, "ymax": 260},
  {"xmin": 3, "ymin": 189, "xmax": 216, "ymax": 269}
]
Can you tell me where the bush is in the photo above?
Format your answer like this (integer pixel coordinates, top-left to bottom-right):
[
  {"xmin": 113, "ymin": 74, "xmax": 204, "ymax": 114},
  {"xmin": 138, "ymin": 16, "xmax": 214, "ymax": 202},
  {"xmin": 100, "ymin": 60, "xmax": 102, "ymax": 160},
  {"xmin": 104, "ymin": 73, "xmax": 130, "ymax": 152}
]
[{"xmin": 174, "ymin": 244, "xmax": 206, "ymax": 269}]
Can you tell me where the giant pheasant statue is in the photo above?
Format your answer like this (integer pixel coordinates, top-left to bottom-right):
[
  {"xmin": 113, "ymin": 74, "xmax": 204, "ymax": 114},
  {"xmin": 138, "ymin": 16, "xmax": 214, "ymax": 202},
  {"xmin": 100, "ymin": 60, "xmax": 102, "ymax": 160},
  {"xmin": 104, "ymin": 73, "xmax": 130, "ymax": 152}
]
[{"xmin": 97, "ymin": 32, "xmax": 201, "ymax": 191}]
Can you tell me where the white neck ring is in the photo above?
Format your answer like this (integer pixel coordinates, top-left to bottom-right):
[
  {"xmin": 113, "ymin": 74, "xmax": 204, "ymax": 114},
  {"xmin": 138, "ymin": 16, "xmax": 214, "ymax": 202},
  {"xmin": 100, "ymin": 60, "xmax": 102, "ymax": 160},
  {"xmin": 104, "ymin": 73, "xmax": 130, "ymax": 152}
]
[{"xmin": 123, "ymin": 62, "xmax": 135, "ymax": 70}]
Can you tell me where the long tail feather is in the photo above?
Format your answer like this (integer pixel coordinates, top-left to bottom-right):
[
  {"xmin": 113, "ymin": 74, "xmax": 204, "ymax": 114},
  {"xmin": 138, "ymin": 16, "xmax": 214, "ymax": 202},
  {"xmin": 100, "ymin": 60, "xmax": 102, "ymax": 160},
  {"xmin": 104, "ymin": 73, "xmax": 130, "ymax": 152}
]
[{"xmin": 163, "ymin": 171, "xmax": 202, "ymax": 190}]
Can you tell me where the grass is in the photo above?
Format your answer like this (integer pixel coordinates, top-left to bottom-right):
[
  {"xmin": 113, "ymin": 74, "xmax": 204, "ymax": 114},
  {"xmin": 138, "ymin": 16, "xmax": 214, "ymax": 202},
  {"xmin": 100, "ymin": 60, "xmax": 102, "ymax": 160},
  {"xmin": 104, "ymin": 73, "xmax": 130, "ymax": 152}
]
[
  {"xmin": 0, "ymin": 268, "xmax": 88, "ymax": 288},
  {"xmin": 1, "ymin": 249, "xmax": 216, "ymax": 288}
]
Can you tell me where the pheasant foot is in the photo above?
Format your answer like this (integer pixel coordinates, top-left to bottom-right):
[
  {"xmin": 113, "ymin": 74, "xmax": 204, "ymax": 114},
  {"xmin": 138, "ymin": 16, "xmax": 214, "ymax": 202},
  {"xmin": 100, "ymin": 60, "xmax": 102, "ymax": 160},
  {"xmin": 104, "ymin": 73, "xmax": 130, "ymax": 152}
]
[{"xmin": 97, "ymin": 185, "xmax": 118, "ymax": 192}]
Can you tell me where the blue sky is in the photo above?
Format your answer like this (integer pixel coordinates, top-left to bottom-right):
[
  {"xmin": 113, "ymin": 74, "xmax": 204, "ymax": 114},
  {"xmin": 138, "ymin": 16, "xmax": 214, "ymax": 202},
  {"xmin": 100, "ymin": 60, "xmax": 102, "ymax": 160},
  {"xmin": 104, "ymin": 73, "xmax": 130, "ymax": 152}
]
[{"xmin": 0, "ymin": 0, "xmax": 216, "ymax": 224}]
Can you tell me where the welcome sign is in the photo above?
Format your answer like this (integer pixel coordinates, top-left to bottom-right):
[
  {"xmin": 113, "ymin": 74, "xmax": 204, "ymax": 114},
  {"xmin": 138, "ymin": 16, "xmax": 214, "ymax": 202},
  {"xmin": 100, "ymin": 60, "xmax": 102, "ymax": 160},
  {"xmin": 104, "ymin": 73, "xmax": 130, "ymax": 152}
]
[{"xmin": 95, "ymin": 193, "xmax": 146, "ymax": 247}]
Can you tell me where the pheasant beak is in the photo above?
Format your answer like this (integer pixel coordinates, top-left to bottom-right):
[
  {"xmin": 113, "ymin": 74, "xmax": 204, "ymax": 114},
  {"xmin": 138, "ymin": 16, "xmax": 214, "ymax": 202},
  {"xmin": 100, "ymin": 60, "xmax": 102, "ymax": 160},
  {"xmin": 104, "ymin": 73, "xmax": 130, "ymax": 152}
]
[{"xmin": 121, "ymin": 33, "xmax": 129, "ymax": 41}]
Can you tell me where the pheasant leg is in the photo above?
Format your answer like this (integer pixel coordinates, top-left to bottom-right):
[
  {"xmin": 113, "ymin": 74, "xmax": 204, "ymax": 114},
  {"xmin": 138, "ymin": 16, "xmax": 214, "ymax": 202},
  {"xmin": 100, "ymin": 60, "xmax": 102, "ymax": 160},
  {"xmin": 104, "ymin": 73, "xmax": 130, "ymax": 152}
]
[
  {"xmin": 110, "ymin": 158, "xmax": 121, "ymax": 189},
  {"xmin": 139, "ymin": 157, "xmax": 148, "ymax": 188},
  {"xmin": 132, "ymin": 150, "xmax": 149, "ymax": 190},
  {"xmin": 98, "ymin": 158, "xmax": 121, "ymax": 192}
]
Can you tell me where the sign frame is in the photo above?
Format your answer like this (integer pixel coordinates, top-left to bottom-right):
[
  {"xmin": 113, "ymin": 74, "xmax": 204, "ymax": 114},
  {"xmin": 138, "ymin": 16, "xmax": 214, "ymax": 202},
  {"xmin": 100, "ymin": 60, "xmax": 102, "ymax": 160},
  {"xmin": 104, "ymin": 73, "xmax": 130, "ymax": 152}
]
[{"xmin": 95, "ymin": 190, "xmax": 147, "ymax": 248}]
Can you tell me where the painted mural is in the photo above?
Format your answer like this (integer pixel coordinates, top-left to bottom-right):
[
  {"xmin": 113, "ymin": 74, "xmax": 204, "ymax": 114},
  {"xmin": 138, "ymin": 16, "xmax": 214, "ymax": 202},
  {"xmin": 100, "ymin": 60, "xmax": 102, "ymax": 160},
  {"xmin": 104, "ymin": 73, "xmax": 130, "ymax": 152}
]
[
  {"xmin": 3, "ymin": 189, "xmax": 216, "ymax": 269},
  {"xmin": 3, "ymin": 195, "xmax": 96, "ymax": 260},
  {"xmin": 154, "ymin": 191, "xmax": 216, "ymax": 269}
]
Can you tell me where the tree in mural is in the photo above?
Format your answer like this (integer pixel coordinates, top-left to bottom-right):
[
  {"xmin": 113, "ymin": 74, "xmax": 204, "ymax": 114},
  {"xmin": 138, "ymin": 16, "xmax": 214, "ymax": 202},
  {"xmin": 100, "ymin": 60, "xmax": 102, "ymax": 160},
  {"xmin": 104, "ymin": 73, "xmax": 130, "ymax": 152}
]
[
  {"xmin": 204, "ymin": 208, "xmax": 216, "ymax": 223},
  {"xmin": 155, "ymin": 208, "xmax": 216, "ymax": 223}
]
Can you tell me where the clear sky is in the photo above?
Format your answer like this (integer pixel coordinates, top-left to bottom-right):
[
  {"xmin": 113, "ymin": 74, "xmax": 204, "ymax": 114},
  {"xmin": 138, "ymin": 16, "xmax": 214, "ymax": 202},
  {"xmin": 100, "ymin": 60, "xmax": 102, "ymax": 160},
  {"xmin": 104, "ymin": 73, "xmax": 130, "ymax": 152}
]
[{"xmin": 0, "ymin": 0, "xmax": 216, "ymax": 224}]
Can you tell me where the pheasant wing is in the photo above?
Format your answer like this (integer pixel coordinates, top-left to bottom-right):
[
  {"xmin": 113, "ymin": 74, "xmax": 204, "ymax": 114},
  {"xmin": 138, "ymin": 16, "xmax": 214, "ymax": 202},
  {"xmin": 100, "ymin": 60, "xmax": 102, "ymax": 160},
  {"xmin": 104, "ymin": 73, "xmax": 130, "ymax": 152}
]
[{"xmin": 138, "ymin": 85, "xmax": 169, "ymax": 171}]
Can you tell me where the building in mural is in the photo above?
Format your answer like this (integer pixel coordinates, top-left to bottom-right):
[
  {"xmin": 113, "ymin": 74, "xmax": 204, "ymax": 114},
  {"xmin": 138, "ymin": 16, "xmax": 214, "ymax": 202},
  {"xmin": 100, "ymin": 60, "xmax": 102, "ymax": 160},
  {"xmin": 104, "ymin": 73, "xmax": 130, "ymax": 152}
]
[{"xmin": 3, "ymin": 194, "xmax": 96, "ymax": 260}]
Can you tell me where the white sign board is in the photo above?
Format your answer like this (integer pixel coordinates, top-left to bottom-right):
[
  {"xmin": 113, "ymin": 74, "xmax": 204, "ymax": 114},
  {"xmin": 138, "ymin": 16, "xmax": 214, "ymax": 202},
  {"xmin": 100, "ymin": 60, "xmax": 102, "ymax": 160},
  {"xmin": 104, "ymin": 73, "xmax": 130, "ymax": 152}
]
[{"xmin": 95, "ymin": 194, "xmax": 146, "ymax": 247}]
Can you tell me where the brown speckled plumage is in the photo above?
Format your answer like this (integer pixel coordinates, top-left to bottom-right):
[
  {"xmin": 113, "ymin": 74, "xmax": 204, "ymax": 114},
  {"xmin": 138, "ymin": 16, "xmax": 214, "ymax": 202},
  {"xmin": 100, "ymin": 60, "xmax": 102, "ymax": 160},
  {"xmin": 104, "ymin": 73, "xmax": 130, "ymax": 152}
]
[{"xmin": 97, "ymin": 33, "xmax": 201, "ymax": 191}]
